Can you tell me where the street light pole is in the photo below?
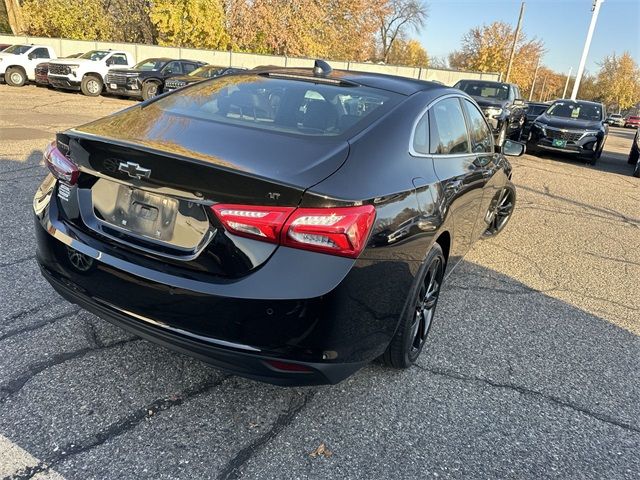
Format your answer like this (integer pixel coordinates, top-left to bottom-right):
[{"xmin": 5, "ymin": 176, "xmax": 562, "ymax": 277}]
[
  {"xmin": 529, "ymin": 56, "xmax": 540, "ymax": 101},
  {"xmin": 562, "ymin": 67, "xmax": 573, "ymax": 99},
  {"xmin": 539, "ymin": 75, "xmax": 547, "ymax": 102},
  {"xmin": 505, "ymin": 1, "xmax": 526, "ymax": 82},
  {"xmin": 571, "ymin": 0, "xmax": 604, "ymax": 100}
]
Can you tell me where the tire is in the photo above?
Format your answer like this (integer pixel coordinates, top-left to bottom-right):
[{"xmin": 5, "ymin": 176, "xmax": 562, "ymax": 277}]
[
  {"xmin": 633, "ymin": 160, "xmax": 640, "ymax": 178},
  {"xmin": 5, "ymin": 67, "xmax": 26, "ymax": 87},
  {"xmin": 483, "ymin": 183, "xmax": 516, "ymax": 237},
  {"xmin": 587, "ymin": 150, "xmax": 599, "ymax": 166},
  {"xmin": 81, "ymin": 75, "xmax": 103, "ymax": 96},
  {"xmin": 382, "ymin": 243, "xmax": 446, "ymax": 369},
  {"xmin": 628, "ymin": 145, "xmax": 639, "ymax": 165},
  {"xmin": 142, "ymin": 81, "xmax": 161, "ymax": 101}
]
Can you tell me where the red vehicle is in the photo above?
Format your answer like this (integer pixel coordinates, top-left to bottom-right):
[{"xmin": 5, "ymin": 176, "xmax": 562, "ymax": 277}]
[{"xmin": 624, "ymin": 115, "xmax": 640, "ymax": 128}]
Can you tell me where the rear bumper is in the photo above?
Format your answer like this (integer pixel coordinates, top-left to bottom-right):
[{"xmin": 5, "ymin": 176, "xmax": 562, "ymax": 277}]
[
  {"xmin": 40, "ymin": 265, "xmax": 364, "ymax": 385},
  {"xmin": 34, "ymin": 177, "xmax": 415, "ymax": 385}
]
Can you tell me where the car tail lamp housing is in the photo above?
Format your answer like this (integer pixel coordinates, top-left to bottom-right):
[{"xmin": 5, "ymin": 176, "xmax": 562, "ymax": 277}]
[
  {"xmin": 44, "ymin": 141, "xmax": 79, "ymax": 185},
  {"xmin": 211, "ymin": 204, "xmax": 376, "ymax": 258}
]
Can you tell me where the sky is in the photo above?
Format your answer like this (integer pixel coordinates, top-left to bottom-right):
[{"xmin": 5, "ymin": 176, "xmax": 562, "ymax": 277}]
[{"xmin": 418, "ymin": 0, "xmax": 640, "ymax": 74}]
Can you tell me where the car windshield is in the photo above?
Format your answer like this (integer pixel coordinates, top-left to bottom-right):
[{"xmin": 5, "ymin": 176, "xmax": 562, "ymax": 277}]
[
  {"xmin": 134, "ymin": 59, "xmax": 166, "ymax": 71},
  {"xmin": 547, "ymin": 101, "xmax": 603, "ymax": 121},
  {"xmin": 3, "ymin": 45, "xmax": 31, "ymax": 55},
  {"xmin": 610, "ymin": 114, "xmax": 622, "ymax": 118},
  {"xmin": 79, "ymin": 50, "xmax": 110, "ymax": 61},
  {"xmin": 154, "ymin": 75, "xmax": 401, "ymax": 137},
  {"xmin": 456, "ymin": 81, "xmax": 509, "ymax": 100},
  {"xmin": 189, "ymin": 66, "xmax": 224, "ymax": 78},
  {"xmin": 527, "ymin": 105, "xmax": 548, "ymax": 115}
]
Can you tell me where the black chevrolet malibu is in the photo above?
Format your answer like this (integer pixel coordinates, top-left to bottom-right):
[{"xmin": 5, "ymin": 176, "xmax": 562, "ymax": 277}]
[{"xmin": 34, "ymin": 62, "xmax": 521, "ymax": 385}]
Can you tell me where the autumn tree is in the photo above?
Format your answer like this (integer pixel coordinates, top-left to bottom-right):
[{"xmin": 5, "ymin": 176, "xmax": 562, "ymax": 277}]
[
  {"xmin": 594, "ymin": 52, "xmax": 640, "ymax": 111},
  {"xmin": 387, "ymin": 39, "xmax": 428, "ymax": 67},
  {"xmin": 22, "ymin": 0, "xmax": 113, "ymax": 40},
  {"xmin": 150, "ymin": 0, "xmax": 229, "ymax": 49},
  {"xmin": 106, "ymin": 0, "xmax": 156, "ymax": 44},
  {"xmin": 377, "ymin": 0, "xmax": 428, "ymax": 63},
  {"xmin": 449, "ymin": 21, "xmax": 544, "ymax": 94}
]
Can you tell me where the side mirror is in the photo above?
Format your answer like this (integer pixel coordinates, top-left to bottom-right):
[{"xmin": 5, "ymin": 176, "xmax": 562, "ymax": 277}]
[
  {"xmin": 513, "ymin": 98, "xmax": 526, "ymax": 106},
  {"xmin": 105, "ymin": 58, "xmax": 113, "ymax": 66},
  {"xmin": 28, "ymin": 53, "xmax": 35, "ymax": 60},
  {"xmin": 501, "ymin": 139, "xmax": 526, "ymax": 157}
]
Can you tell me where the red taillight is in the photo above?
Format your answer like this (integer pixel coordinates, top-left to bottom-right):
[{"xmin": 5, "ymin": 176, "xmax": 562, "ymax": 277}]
[
  {"xmin": 211, "ymin": 205, "xmax": 295, "ymax": 243},
  {"xmin": 282, "ymin": 206, "xmax": 376, "ymax": 258},
  {"xmin": 211, "ymin": 204, "xmax": 376, "ymax": 258},
  {"xmin": 44, "ymin": 141, "xmax": 79, "ymax": 185}
]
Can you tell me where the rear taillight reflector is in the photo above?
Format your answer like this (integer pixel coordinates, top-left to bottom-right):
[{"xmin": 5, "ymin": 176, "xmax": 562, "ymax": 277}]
[
  {"xmin": 211, "ymin": 204, "xmax": 376, "ymax": 258},
  {"xmin": 264, "ymin": 359, "xmax": 314, "ymax": 373},
  {"xmin": 44, "ymin": 141, "xmax": 79, "ymax": 185}
]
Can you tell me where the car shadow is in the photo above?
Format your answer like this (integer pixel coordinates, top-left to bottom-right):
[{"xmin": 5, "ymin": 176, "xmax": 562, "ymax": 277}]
[{"xmin": 0, "ymin": 153, "xmax": 639, "ymax": 478}]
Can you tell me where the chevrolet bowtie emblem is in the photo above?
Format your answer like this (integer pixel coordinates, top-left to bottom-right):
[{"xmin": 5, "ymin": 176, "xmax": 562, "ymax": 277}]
[{"xmin": 118, "ymin": 161, "xmax": 151, "ymax": 180}]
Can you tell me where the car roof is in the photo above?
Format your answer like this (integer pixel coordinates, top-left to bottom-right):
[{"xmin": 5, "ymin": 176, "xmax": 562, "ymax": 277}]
[
  {"xmin": 552, "ymin": 98, "xmax": 603, "ymax": 106},
  {"xmin": 455, "ymin": 79, "xmax": 513, "ymax": 87},
  {"xmin": 245, "ymin": 67, "xmax": 442, "ymax": 96}
]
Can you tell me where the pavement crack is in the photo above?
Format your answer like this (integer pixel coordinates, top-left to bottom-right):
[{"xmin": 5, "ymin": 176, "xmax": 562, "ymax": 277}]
[
  {"xmin": 0, "ymin": 255, "xmax": 36, "ymax": 268},
  {"xmin": 415, "ymin": 365, "xmax": 640, "ymax": 434},
  {"xmin": 216, "ymin": 390, "xmax": 316, "ymax": 480},
  {"xmin": 0, "ymin": 338, "xmax": 141, "ymax": 404},
  {"xmin": 0, "ymin": 308, "xmax": 80, "ymax": 341},
  {"xmin": 4, "ymin": 301, "xmax": 65, "ymax": 323},
  {"xmin": 5, "ymin": 375, "xmax": 230, "ymax": 480}
]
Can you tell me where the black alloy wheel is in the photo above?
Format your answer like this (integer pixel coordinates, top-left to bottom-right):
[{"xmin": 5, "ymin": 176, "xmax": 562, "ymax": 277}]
[
  {"xmin": 383, "ymin": 243, "xmax": 446, "ymax": 368},
  {"xmin": 142, "ymin": 82, "xmax": 160, "ymax": 101},
  {"xmin": 484, "ymin": 184, "xmax": 516, "ymax": 237}
]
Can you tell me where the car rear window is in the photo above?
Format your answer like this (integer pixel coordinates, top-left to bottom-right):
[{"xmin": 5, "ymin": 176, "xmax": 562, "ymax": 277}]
[
  {"xmin": 154, "ymin": 75, "xmax": 402, "ymax": 137},
  {"xmin": 456, "ymin": 81, "xmax": 510, "ymax": 100}
]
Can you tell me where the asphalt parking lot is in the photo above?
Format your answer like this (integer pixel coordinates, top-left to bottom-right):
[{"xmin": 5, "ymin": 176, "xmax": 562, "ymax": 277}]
[{"xmin": 1, "ymin": 85, "xmax": 638, "ymax": 479}]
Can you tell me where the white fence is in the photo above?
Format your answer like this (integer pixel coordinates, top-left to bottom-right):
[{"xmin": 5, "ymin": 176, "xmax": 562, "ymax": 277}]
[{"xmin": 0, "ymin": 34, "xmax": 500, "ymax": 86}]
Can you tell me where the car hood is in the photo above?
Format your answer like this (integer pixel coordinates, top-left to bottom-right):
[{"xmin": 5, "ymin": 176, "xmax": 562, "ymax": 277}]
[
  {"xmin": 49, "ymin": 58, "xmax": 96, "ymax": 66},
  {"xmin": 108, "ymin": 68, "xmax": 155, "ymax": 75},
  {"xmin": 471, "ymin": 97, "xmax": 508, "ymax": 109},
  {"xmin": 536, "ymin": 114, "xmax": 603, "ymax": 130}
]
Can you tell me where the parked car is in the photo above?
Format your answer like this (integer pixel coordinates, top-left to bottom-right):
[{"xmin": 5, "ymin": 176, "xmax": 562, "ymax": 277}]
[
  {"xmin": 48, "ymin": 49, "xmax": 135, "ymax": 96},
  {"xmin": 34, "ymin": 61, "xmax": 522, "ymax": 386},
  {"xmin": 0, "ymin": 44, "xmax": 57, "ymax": 86},
  {"xmin": 0, "ymin": 44, "xmax": 11, "ymax": 51},
  {"xmin": 452, "ymin": 79, "xmax": 526, "ymax": 146},
  {"xmin": 521, "ymin": 101, "xmax": 549, "ymax": 139},
  {"xmin": 105, "ymin": 58, "xmax": 206, "ymax": 101},
  {"xmin": 624, "ymin": 115, "xmax": 640, "ymax": 128},
  {"xmin": 35, "ymin": 53, "xmax": 83, "ymax": 87},
  {"xmin": 605, "ymin": 113, "xmax": 625, "ymax": 127},
  {"xmin": 628, "ymin": 128, "xmax": 640, "ymax": 177},
  {"xmin": 164, "ymin": 65, "xmax": 246, "ymax": 92},
  {"xmin": 527, "ymin": 99, "xmax": 608, "ymax": 165}
]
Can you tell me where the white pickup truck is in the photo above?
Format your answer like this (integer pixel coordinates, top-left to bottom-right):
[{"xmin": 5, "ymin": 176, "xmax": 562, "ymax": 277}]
[
  {"xmin": 48, "ymin": 49, "xmax": 135, "ymax": 96},
  {"xmin": 0, "ymin": 44, "xmax": 57, "ymax": 87}
]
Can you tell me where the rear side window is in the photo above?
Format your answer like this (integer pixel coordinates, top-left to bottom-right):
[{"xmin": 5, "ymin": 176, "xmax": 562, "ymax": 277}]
[
  {"xmin": 183, "ymin": 62, "xmax": 197, "ymax": 73},
  {"xmin": 429, "ymin": 97, "xmax": 469, "ymax": 154},
  {"xmin": 110, "ymin": 53, "xmax": 128, "ymax": 65},
  {"xmin": 462, "ymin": 99, "xmax": 493, "ymax": 154},
  {"xmin": 31, "ymin": 48, "xmax": 50, "ymax": 59},
  {"xmin": 154, "ymin": 75, "xmax": 401, "ymax": 137}
]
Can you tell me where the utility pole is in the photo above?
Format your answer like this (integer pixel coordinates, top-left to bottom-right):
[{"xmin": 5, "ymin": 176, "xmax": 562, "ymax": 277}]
[
  {"xmin": 539, "ymin": 75, "xmax": 547, "ymax": 102},
  {"xmin": 562, "ymin": 67, "xmax": 573, "ymax": 99},
  {"xmin": 571, "ymin": 0, "xmax": 604, "ymax": 100},
  {"xmin": 505, "ymin": 1, "xmax": 526, "ymax": 82},
  {"xmin": 529, "ymin": 56, "xmax": 541, "ymax": 101}
]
